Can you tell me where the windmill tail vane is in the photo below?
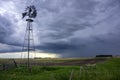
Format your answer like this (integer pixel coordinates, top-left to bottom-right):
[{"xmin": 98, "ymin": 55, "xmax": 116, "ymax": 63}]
[{"xmin": 22, "ymin": 12, "xmax": 27, "ymax": 19}]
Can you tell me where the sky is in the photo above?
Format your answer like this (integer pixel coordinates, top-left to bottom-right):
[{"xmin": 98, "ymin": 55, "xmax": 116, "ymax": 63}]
[{"xmin": 0, "ymin": 0, "xmax": 120, "ymax": 58}]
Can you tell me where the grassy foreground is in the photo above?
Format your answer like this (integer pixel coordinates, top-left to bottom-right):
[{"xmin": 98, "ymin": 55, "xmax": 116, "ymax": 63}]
[{"xmin": 0, "ymin": 58, "xmax": 120, "ymax": 80}]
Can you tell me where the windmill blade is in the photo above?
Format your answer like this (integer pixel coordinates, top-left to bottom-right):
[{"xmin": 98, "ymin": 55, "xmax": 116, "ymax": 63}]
[{"xmin": 22, "ymin": 5, "xmax": 37, "ymax": 18}]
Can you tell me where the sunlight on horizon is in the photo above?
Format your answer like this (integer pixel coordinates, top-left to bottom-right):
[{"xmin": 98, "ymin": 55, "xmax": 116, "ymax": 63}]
[{"xmin": 0, "ymin": 52, "xmax": 61, "ymax": 58}]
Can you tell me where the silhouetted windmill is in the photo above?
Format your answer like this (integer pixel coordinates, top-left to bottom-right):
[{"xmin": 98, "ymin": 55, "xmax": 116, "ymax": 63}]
[{"xmin": 22, "ymin": 5, "xmax": 37, "ymax": 68}]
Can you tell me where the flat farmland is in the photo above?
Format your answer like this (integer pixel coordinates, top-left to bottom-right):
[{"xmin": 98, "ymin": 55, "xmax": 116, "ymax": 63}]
[
  {"xmin": 0, "ymin": 58, "xmax": 120, "ymax": 80},
  {"xmin": 0, "ymin": 57, "xmax": 107, "ymax": 66}
]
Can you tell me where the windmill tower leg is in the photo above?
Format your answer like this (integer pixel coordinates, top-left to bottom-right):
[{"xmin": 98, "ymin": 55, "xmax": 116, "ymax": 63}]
[{"xmin": 22, "ymin": 19, "xmax": 35, "ymax": 68}]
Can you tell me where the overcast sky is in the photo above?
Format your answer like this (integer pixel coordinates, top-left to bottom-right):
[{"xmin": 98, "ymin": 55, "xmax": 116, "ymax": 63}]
[{"xmin": 0, "ymin": 0, "xmax": 120, "ymax": 58}]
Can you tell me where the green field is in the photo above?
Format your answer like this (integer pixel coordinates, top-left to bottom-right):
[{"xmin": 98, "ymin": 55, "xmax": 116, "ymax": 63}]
[{"xmin": 0, "ymin": 58, "xmax": 120, "ymax": 80}]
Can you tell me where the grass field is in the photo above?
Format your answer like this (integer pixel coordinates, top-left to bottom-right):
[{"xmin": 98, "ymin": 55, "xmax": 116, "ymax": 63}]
[{"xmin": 0, "ymin": 58, "xmax": 120, "ymax": 80}]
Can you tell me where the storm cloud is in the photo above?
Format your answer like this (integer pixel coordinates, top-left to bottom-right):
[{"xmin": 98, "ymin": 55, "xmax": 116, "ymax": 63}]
[{"xmin": 0, "ymin": 0, "xmax": 120, "ymax": 57}]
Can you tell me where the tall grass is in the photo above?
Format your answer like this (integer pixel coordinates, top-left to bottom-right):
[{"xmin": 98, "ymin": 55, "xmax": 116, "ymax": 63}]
[
  {"xmin": 54, "ymin": 58, "xmax": 120, "ymax": 80},
  {"xmin": 0, "ymin": 58, "xmax": 120, "ymax": 80}
]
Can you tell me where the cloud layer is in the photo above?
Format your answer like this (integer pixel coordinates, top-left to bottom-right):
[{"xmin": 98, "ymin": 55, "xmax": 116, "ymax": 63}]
[{"xmin": 0, "ymin": 0, "xmax": 120, "ymax": 57}]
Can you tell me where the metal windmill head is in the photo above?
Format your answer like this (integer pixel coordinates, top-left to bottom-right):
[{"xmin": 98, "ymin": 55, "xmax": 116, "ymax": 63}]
[{"xmin": 22, "ymin": 5, "xmax": 37, "ymax": 19}]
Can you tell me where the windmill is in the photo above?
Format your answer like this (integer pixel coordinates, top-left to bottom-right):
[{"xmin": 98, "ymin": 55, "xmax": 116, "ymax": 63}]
[
  {"xmin": 22, "ymin": 5, "xmax": 37, "ymax": 68},
  {"xmin": 22, "ymin": 5, "xmax": 37, "ymax": 19}
]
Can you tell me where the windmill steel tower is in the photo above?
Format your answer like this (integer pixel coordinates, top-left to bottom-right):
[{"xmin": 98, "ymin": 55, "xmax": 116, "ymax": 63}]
[{"xmin": 22, "ymin": 5, "xmax": 37, "ymax": 68}]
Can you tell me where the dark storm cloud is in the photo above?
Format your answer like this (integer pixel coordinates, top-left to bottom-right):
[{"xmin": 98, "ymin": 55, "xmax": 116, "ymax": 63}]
[
  {"xmin": 35, "ymin": 0, "xmax": 120, "ymax": 57},
  {"xmin": 0, "ymin": 0, "xmax": 120, "ymax": 57},
  {"xmin": 0, "ymin": 15, "xmax": 14, "ymax": 43},
  {"xmin": 35, "ymin": 0, "xmax": 97, "ymax": 42}
]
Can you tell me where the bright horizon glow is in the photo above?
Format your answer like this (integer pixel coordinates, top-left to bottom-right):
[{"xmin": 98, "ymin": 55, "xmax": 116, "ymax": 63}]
[{"xmin": 0, "ymin": 52, "xmax": 61, "ymax": 58}]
